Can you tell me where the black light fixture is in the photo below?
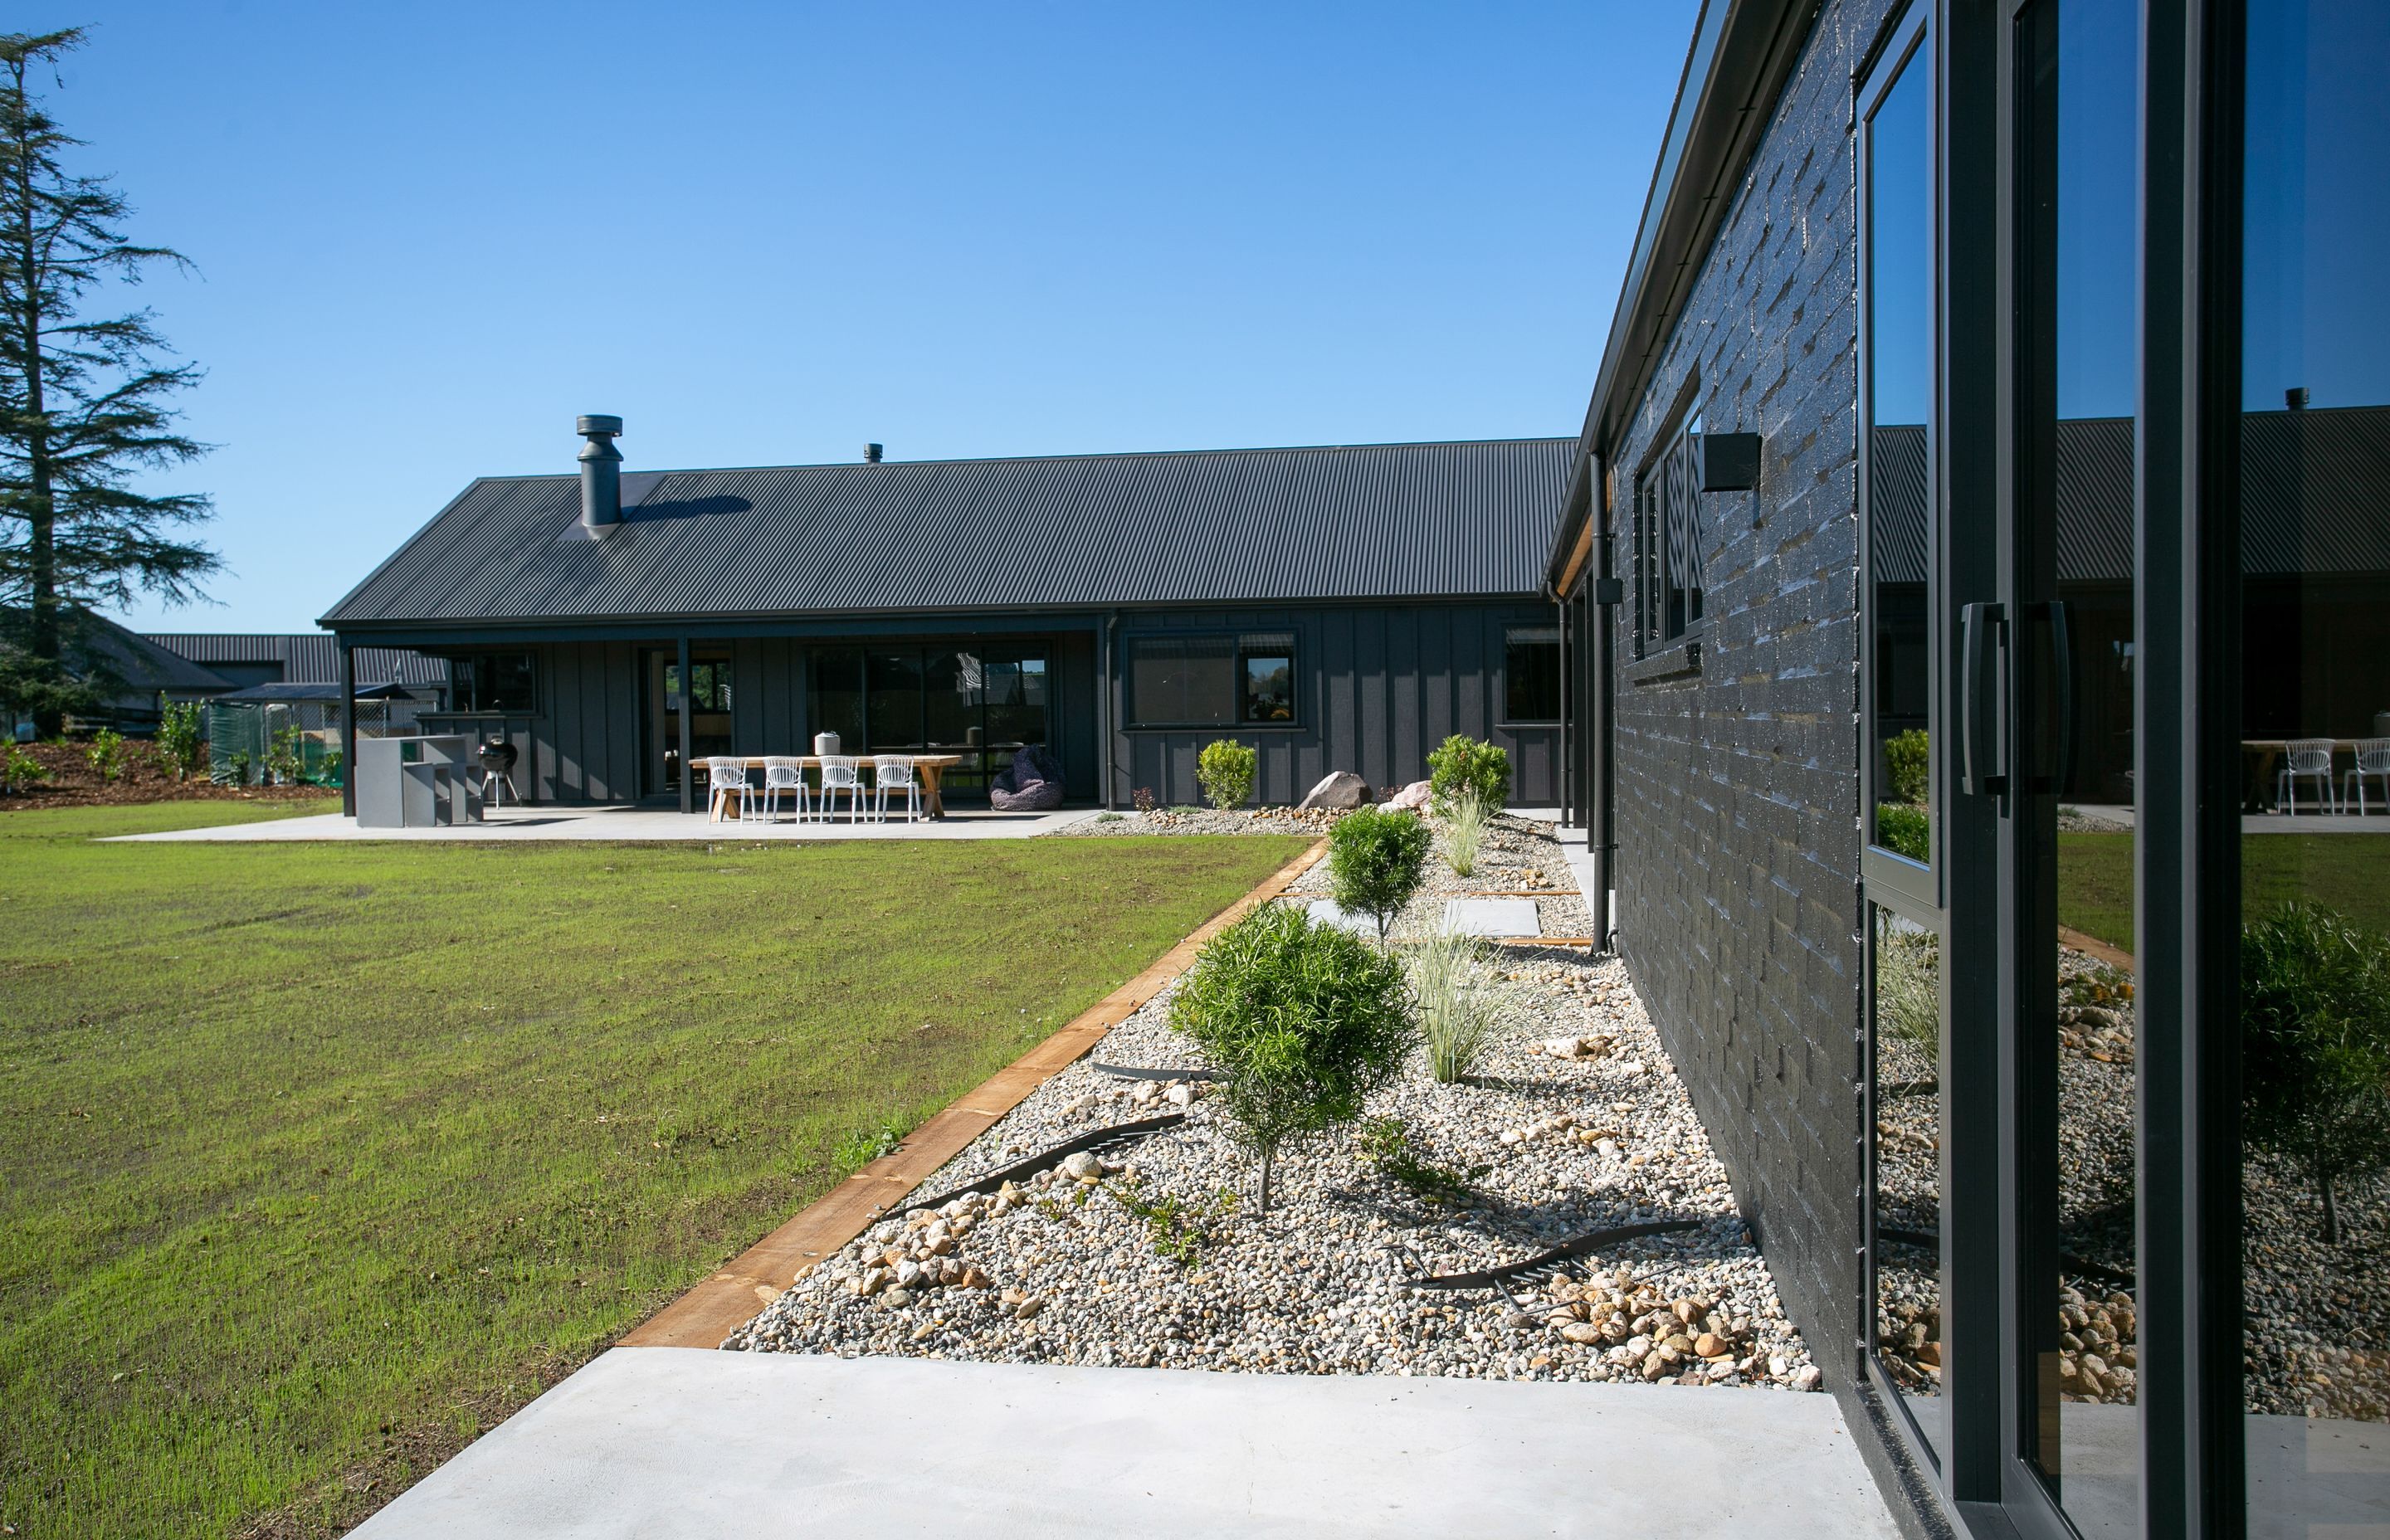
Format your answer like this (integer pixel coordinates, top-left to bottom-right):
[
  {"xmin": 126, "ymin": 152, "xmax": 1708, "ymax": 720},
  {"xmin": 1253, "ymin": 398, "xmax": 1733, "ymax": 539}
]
[{"xmin": 1695, "ymin": 431, "xmax": 1762, "ymax": 492}]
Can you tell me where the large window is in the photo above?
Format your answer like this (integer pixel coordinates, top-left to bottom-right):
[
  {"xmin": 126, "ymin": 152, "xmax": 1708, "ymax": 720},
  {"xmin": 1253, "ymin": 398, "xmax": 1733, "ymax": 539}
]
[
  {"xmin": 1128, "ymin": 633, "xmax": 1296, "ymax": 727},
  {"xmin": 1503, "ymin": 626, "xmax": 1561, "ymax": 723},
  {"xmin": 2236, "ymin": 4, "xmax": 2390, "ymax": 1533},
  {"xmin": 448, "ymin": 652, "xmax": 537, "ymax": 713},
  {"xmin": 1632, "ymin": 409, "xmax": 1705, "ymax": 653},
  {"xmin": 807, "ymin": 644, "xmax": 1050, "ymax": 801}
]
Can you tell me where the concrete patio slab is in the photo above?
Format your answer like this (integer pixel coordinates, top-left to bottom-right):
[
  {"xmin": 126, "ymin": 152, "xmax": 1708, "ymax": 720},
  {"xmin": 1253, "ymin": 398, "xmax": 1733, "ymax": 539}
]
[
  {"xmin": 1442, "ymin": 896, "xmax": 1540, "ymax": 937},
  {"xmin": 350, "ymin": 1348, "xmax": 1899, "ymax": 1539},
  {"xmin": 105, "ymin": 806, "xmax": 1101, "ymax": 842}
]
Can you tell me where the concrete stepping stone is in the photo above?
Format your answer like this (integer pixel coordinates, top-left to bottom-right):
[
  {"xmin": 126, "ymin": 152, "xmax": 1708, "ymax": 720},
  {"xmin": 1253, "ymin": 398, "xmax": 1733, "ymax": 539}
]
[
  {"xmin": 1441, "ymin": 897, "xmax": 1540, "ymax": 938},
  {"xmin": 1304, "ymin": 899, "xmax": 1379, "ymax": 936}
]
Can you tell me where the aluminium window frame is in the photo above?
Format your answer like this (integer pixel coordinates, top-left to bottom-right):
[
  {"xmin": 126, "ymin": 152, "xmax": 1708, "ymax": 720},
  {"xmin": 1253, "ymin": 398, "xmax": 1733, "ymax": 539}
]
[
  {"xmin": 1123, "ymin": 630, "xmax": 1304, "ymax": 731},
  {"xmin": 1499, "ymin": 622, "xmax": 1564, "ymax": 727}
]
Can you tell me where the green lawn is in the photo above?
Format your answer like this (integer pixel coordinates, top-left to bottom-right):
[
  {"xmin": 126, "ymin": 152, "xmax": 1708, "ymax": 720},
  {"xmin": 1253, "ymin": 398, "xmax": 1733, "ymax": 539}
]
[
  {"xmin": 0, "ymin": 803, "xmax": 1309, "ymax": 1538},
  {"xmin": 2060, "ymin": 831, "xmax": 2390, "ymax": 951}
]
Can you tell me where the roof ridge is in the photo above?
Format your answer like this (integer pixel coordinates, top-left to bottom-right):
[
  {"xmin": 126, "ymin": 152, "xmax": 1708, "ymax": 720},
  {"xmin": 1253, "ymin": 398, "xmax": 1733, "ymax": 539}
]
[{"xmin": 464, "ymin": 436, "xmax": 1577, "ymax": 485}]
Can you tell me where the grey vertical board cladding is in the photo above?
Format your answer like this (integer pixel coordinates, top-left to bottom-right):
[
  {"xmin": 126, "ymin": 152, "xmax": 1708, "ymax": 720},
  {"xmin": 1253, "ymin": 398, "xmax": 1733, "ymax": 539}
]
[
  {"xmin": 1592, "ymin": 0, "xmax": 1894, "ymax": 1514},
  {"xmin": 1108, "ymin": 601, "xmax": 1556, "ymax": 808}
]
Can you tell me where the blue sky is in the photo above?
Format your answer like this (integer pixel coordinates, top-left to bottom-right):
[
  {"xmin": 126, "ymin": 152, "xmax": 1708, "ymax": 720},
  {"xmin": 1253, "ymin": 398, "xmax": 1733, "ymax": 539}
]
[{"xmin": 41, "ymin": 2, "xmax": 1698, "ymax": 633}]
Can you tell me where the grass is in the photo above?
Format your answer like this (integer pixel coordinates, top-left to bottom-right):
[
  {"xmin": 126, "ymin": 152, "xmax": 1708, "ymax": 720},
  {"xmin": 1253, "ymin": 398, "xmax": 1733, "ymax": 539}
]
[
  {"xmin": 2059, "ymin": 831, "xmax": 2390, "ymax": 952},
  {"xmin": 0, "ymin": 802, "xmax": 1309, "ymax": 1538}
]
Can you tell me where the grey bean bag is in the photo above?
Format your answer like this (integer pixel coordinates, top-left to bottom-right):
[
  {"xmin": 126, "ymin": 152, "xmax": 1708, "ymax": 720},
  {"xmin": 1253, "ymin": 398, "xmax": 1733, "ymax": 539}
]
[{"xmin": 991, "ymin": 744, "xmax": 1066, "ymax": 811}]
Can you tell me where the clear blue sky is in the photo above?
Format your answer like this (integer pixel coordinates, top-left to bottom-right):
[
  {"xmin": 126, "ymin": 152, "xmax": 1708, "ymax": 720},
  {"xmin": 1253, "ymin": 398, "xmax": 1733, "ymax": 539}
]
[{"xmin": 41, "ymin": 2, "xmax": 1697, "ymax": 634}]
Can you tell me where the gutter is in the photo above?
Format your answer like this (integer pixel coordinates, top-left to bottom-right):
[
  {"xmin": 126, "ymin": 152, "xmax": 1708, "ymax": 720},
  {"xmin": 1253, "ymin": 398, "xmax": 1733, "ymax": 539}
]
[{"xmin": 1544, "ymin": 0, "xmax": 1823, "ymax": 593}]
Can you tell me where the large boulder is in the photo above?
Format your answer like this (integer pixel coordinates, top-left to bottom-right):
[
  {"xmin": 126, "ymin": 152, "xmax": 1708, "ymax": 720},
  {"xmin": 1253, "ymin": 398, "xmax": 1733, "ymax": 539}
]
[
  {"xmin": 1387, "ymin": 779, "xmax": 1432, "ymax": 811},
  {"xmin": 1297, "ymin": 770, "xmax": 1371, "ymax": 811}
]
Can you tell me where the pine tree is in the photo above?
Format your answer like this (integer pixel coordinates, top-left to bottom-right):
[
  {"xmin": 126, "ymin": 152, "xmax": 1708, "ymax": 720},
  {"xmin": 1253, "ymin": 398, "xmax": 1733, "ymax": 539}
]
[{"xmin": 0, "ymin": 27, "xmax": 216, "ymax": 733}]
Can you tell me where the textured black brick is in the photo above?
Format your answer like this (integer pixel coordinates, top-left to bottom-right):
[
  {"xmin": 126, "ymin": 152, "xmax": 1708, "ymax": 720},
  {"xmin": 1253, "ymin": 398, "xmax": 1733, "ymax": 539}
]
[{"xmin": 1602, "ymin": 1, "xmax": 1948, "ymax": 1533}]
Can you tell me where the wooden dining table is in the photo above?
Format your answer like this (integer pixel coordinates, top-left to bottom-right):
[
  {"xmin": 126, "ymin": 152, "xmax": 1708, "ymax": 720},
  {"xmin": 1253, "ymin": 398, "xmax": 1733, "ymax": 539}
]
[
  {"xmin": 712, "ymin": 754, "xmax": 969, "ymax": 820},
  {"xmin": 2240, "ymin": 738, "xmax": 2366, "ymax": 812}
]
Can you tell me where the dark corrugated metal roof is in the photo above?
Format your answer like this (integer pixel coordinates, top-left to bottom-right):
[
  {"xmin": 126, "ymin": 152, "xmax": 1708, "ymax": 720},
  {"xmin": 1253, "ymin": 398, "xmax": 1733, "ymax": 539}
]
[
  {"xmin": 145, "ymin": 632, "xmax": 450, "ymax": 686},
  {"xmin": 1866, "ymin": 407, "xmax": 2390, "ymax": 586},
  {"xmin": 86, "ymin": 616, "xmax": 237, "ymax": 694},
  {"xmin": 320, "ymin": 439, "xmax": 1574, "ymax": 627}
]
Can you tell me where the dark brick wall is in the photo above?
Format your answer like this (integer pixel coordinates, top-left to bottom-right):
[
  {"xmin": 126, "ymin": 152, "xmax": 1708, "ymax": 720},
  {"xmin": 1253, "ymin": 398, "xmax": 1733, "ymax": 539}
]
[{"xmin": 1602, "ymin": 1, "xmax": 1942, "ymax": 1530}]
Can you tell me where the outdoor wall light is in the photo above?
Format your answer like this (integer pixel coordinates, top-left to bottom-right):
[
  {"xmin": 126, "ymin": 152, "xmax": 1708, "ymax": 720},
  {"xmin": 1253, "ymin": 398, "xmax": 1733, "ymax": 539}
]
[{"xmin": 1695, "ymin": 431, "xmax": 1762, "ymax": 492}]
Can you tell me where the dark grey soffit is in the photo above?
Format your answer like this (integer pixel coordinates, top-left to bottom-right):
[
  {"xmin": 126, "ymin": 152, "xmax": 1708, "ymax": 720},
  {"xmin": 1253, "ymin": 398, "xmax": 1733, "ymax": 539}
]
[
  {"xmin": 1867, "ymin": 407, "xmax": 2390, "ymax": 586},
  {"xmin": 320, "ymin": 438, "xmax": 1574, "ymax": 627}
]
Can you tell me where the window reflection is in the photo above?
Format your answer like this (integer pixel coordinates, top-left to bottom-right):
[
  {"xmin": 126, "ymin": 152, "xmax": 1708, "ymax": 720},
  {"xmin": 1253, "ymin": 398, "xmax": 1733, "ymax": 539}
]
[
  {"xmin": 2239, "ymin": 3, "xmax": 2390, "ymax": 1528},
  {"xmin": 1872, "ymin": 905, "xmax": 1945, "ymax": 1460},
  {"xmin": 1865, "ymin": 35, "xmax": 1932, "ymax": 867}
]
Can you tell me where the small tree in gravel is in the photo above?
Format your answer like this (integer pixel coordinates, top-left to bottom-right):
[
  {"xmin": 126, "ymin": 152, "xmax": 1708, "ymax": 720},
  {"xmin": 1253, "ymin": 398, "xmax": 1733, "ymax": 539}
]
[
  {"xmin": 1196, "ymin": 738, "xmax": 1257, "ymax": 811},
  {"xmin": 2241, "ymin": 902, "xmax": 2390, "ymax": 1245},
  {"xmin": 1328, "ymin": 805, "xmax": 1431, "ymax": 939},
  {"xmin": 1171, "ymin": 904, "xmax": 1415, "ymax": 1216}
]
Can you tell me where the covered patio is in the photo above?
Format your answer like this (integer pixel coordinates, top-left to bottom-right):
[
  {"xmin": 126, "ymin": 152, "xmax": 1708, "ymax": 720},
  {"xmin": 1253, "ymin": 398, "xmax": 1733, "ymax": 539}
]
[{"xmin": 107, "ymin": 804, "xmax": 1101, "ymax": 843}]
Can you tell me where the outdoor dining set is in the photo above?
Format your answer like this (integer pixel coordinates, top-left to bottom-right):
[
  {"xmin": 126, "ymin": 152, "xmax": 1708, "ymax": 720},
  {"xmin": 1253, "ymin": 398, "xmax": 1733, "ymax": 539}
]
[
  {"xmin": 2248, "ymin": 735, "xmax": 2390, "ymax": 815},
  {"xmin": 700, "ymin": 753, "xmax": 964, "ymax": 824}
]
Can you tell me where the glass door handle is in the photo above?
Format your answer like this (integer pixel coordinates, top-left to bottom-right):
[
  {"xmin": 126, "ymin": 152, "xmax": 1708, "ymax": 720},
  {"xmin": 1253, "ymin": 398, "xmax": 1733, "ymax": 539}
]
[{"xmin": 1961, "ymin": 601, "xmax": 2008, "ymax": 797}]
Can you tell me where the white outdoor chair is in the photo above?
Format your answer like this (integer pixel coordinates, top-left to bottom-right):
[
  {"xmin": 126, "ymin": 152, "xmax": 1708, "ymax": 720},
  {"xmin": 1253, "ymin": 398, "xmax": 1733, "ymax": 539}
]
[
  {"xmin": 2278, "ymin": 738, "xmax": 2338, "ymax": 815},
  {"xmin": 761, "ymin": 755, "xmax": 811, "ymax": 823},
  {"xmin": 704, "ymin": 757, "xmax": 756, "ymax": 822},
  {"xmin": 872, "ymin": 754, "xmax": 924, "ymax": 823},
  {"xmin": 817, "ymin": 755, "xmax": 866, "ymax": 823},
  {"xmin": 2344, "ymin": 738, "xmax": 2390, "ymax": 816}
]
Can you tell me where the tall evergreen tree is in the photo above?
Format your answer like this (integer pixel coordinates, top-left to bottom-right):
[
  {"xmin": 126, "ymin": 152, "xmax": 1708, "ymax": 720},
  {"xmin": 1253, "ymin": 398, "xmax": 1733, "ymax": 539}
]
[{"xmin": 0, "ymin": 27, "xmax": 215, "ymax": 733}]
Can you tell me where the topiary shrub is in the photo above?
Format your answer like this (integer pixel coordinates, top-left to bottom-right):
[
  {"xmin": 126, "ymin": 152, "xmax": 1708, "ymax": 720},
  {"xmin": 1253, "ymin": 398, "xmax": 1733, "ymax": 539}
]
[
  {"xmin": 1197, "ymin": 738, "xmax": 1257, "ymax": 811},
  {"xmin": 2241, "ymin": 902, "xmax": 2390, "ymax": 1244},
  {"xmin": 1171, "ymin": 904, "xmax": 1415, "ymax": 1214},
  {"xmin": 1328, "ymin": 804, "xmax": 1432, "ymax": 939},
  {"xmin": 1427, "ymin": 733, "xmax": 1510, "ymax": 814},
  {"xmin": 1883, "ymin": 729, "xmax": 1929, "ymax": 807}
]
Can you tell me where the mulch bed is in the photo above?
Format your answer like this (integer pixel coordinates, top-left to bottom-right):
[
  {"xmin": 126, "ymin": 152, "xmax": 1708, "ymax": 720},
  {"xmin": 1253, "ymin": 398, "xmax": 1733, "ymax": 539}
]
[{"xmin": 0, "ymin": 738, "xmax": 336, "ymax": 811}]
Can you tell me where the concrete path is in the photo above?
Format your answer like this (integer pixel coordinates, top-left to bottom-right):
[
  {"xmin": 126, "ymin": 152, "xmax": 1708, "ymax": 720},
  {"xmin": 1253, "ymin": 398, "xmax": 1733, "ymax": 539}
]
[
  {"xmin": 106, "ymin": 805, "xmax": 1100, "ymax": 842},
  {"xmin": 352, "ymin": 1349, "xmax": 1898, "ymax": 1539}
]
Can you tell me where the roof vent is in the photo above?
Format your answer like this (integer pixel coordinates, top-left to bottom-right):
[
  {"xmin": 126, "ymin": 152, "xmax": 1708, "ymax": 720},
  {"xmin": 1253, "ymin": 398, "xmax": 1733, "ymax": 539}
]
[
  {"xmin": 864, "ymin": 442, "xmax": 884, "ymax": 464},
  {"xmin": 578, "ymin": 414, "xmax": 624, "ymax": 530}
]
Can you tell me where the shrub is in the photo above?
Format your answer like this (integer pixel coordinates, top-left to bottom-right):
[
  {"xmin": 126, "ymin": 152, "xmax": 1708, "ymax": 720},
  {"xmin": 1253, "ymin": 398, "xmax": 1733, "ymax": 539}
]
[
  {"xmin": 155, "ymin": 695, "xmax": 206, "ymax": 781},
  {"xmin": 1441, "ymin": 787, "xmax": 1489, "ymax": 877},
  {"xmin": 1132, "ymin": 786, "xmax": 1157, "ymax": 815},
  {"xmin": 1171, "ymin": 904, "xmax": 1415, "ymax": 1214},
  {"xmin": 1875, "ymin": 801, "xmax": 1930, "ymax": 863},
  {"xmin": 266, "ymin": 724, "xmax": 305, "ymax": 787},
  {"xmin": 223, "ymin": 749, "xmax": 252, "ymax": 787},
  {"xmin": 2241, "ymin": 903, "xmax": 2390, "ymax": 1245},
  {"xmin": 85, "ymin": 728, "xmax": 126, "ymax": 782},
  {"xmin": 1197, "ymin": 738, "xmax": 1257, "ymax": 811},
  {"xmin": 318, "ymin": 747, "xmax": 344, "ymax": 786},
  {"xmin": 1409, "ymin": 928, "xmax": 1505, "ymax": 1083},
  {"xmin": 1328, "ymin": 805, "xmax": 1432, "ymax": 939},
  {"xmin": 1427, "ymin": 733, "xmax": 1510, "ymax": 813},
  {"xmin": 1357, "ymin": 1115, "xmax": 1488, "ymax": 1206},
  {"xmin": 1883, "ymin": 729, "xmax": 1929, "ymax": 807},
  {"xmin": 2, "ymin": 743, "xmax": 47, "ymax": 795}
]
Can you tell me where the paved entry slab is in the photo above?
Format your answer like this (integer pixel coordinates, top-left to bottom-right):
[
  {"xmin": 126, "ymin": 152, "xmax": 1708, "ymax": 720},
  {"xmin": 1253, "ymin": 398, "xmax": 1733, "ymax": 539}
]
[
  {"xmin": 351, "ymin": 1348, "xmax": 1899, "ymax": 1539},
  {"xmin": 1442, "ymin": 896, "xmax": 1541, "ymax": 937},
  {"xmin": 1305, "ymin": 898, "xmax": 1379, "ymax": 936}
]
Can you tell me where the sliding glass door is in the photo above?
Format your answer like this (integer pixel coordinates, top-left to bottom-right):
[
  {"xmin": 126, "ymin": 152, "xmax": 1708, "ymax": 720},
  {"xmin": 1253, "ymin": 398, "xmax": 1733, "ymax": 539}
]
[{"xmin": 809, "ymin": 643, "xmax": 1051, "ymax": 803}]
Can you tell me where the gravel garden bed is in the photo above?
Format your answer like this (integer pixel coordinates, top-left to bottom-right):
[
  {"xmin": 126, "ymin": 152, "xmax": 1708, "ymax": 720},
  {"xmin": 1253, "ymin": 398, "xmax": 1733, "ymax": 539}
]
[
  {"xmin": 1055, "ymin": 806, "xmax": 1346, "ymax": 837},
  {"xmin": 729, "ymin": 821, "xmax": 1824, "ymax": 1393}
]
